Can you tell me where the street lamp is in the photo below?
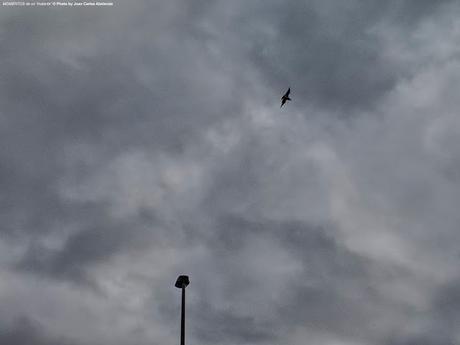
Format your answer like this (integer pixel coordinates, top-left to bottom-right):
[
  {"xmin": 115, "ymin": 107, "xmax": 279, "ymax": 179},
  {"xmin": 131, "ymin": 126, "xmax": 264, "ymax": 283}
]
[{"xmin": 175, "ymin": 275, "xmax": 190, "ymax": 345}]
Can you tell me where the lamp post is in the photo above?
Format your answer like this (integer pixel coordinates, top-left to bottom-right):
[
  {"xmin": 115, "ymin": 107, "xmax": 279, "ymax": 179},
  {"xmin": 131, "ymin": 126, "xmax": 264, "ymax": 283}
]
[{"xmin": 175, "ymin": 275, "xmax": 190, "ymax": 345}]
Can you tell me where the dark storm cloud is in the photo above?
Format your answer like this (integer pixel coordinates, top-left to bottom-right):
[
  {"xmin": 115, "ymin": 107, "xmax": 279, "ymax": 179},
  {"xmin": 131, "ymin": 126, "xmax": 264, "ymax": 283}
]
[
  {"xmin": 392, "ymin": 277, "xmax": 460, "ymax": 344},
  {"xmin": 433, "ymin": 278, "xmax": 460, "ymax": 323},
  {"xmin": 1, "ymin": 1, "xmax": 460, "ymax": 345},
  {"xmin": 15, "ymin": 209, "xmax": 158, "ymax": 285},
  {"xmin": 0, "ymin": 0, "xmax": 249, "ymax": 243},
  {"xmin": 385, "ymin": 335, "xmax": 455, "ymax": 345},
  {"xmin": 192, "ymin": 301, "xmax": 277, "ymax": 344},
  {"xmin": 0, "ymin": 0, "xmax": 237, "ymax": 240},
  {"xmin": 0, "ymin": 14, "xmax": 130, "ymax": 240},
  {"xmin": 394, "ymin": 0, "xmax": 453, "ymax": 25},
  {"xmin": 188, "ymin": 216, "xmax": 409, "ymax": 343},
  {"xmin": 244, "ymin": 2, "xmax": 394, "ymax": 111},
  {"xmin": 0, "ymin": 317, "xmax": 77, "ymax": 345},
  {"xmin": 214, "ymin": 0, "xmax": 454, "ymax": 112},
  {"xmin": 149, "ymin": 214, "xmax": 415, "ymax": 345}
]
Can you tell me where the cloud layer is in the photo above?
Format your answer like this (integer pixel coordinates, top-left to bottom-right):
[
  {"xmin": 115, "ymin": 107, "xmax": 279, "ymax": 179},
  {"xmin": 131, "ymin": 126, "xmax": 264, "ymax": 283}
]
[{"xmin": 1, "ymin": 1, "xmax": 460, "ymax": 344}]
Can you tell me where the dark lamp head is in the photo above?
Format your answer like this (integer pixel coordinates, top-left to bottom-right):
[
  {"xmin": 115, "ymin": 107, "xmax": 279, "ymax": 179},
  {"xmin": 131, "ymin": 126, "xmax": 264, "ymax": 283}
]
[{"xmin": 175, "ymin": 275, "xmax": 190, "ymax": 288}]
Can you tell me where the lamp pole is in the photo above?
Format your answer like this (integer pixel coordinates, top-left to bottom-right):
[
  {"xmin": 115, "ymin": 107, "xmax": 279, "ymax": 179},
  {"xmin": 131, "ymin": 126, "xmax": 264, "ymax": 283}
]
[{"xmin": 175, "ymin": 275, "xmax": 190, "ymax": 345}]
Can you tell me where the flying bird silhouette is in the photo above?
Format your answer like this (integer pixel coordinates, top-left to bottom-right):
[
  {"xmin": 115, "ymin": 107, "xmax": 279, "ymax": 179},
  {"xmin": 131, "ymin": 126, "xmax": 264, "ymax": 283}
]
[{"xmin": 281, "ymin": 88, "xmax": 291, "ymax": 107}]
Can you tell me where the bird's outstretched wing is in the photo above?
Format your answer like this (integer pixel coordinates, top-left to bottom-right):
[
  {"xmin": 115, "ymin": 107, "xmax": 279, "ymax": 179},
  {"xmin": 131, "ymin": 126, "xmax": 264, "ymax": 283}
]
[{"xmin": 280, "ymin": 88, "xmax": 291, "ymax": 107}]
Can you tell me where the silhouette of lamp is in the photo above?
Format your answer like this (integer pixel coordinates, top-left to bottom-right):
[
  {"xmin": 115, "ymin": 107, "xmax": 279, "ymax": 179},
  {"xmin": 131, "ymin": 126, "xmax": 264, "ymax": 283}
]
[{"xmin": 175, "ymin": 275, "xmax": 190, "ymax": 345}]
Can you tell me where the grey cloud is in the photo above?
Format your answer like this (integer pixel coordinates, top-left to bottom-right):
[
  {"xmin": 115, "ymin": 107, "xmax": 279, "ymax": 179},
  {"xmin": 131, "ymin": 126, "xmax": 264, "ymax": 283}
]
[
  {"xmin": 224, "ymin": 218, "xmax": 386, "ymax": 332},
  {"xmin": 1, "ymin": 1, "xmax": 460, "ymax": 345},
  {"xmin": 152, "ymin": 216, "xmax": 412, "ymax": 345},
  {"xmin": 385, "ymin": 336, "xmax": 455, "ymax": 345},
  {"xmin": 0, "ymin": 317, "xmax": 77, "ymax": 345},
  {"xmin": 191, "ymin": 301, "xmax": 277, "ymax": 344},
  {"xmin": 194, "ymin": 1, "xmax": 445, "ymax": 112},
  {"xmin": 233, "ymin": 0, "xmax": 455, "ymax": 112},
  {"xmin": 14, "ymin": 209, "xmax": 159, "ymax": 285}
]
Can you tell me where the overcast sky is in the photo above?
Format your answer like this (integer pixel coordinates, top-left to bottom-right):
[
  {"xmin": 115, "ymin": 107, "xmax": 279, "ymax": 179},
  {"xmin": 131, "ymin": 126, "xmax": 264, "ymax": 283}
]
[{"xmin": 1, "ymin": 1, "xmax": 460, "ymax": 344}]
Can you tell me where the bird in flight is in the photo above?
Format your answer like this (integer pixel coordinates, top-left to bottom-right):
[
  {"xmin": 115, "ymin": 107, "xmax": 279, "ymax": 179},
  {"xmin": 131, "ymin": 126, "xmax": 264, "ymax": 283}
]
[{"xmin": 280, "ymin": 88, "xmax": 291, "ymax": 107}]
